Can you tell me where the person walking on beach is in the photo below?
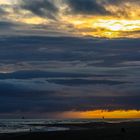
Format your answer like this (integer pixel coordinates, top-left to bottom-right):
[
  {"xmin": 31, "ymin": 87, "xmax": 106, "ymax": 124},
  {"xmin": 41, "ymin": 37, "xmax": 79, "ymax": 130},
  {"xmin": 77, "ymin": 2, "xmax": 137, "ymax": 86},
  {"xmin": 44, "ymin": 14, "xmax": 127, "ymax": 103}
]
[{"xmin": 121, "ymin": 128, "xmax": 126, "ymax": 140}]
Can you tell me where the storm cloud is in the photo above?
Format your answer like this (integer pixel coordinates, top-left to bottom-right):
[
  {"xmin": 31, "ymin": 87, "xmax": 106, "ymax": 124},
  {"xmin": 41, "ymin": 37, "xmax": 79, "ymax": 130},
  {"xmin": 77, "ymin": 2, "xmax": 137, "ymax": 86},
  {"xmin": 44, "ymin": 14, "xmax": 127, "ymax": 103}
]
[
  {"xmin": 0, "ymin": 0, "xmax": 139, "ymax": 118},
  {"xmin": 66, "ymin": 0, "xmax": 110, "ymax": 15},
  {"xmin": 20, "ymin": 0, "xmax": 59, "ymax": 19},
  {"xmin": 0, "ymin": 36, "xmax": 139, "ymax": 117}
]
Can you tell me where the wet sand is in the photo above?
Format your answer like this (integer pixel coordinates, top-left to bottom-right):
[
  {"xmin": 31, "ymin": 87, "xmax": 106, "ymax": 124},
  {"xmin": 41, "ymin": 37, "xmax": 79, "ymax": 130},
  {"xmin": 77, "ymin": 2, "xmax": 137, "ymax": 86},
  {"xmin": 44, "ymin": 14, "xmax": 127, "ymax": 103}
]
[{"xmin": 0, "ymin": 121, "xmax": 140, "ymax": 140}]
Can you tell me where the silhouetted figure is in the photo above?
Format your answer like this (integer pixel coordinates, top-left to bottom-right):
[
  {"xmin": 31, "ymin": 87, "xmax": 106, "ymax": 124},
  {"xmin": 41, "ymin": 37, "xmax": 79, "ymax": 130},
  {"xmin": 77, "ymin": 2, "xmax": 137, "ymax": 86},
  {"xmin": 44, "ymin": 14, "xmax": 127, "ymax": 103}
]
[
  {"xmin": 121, "ymin": 128, "xmax": 126, "ymax": 133},
  {"xmin": 22, "ymin": 116, "xmax": 25, "ymax": 119},
  {"xmin": 121, "ymin": 128, "xmax": 126, "ymax": 140}
]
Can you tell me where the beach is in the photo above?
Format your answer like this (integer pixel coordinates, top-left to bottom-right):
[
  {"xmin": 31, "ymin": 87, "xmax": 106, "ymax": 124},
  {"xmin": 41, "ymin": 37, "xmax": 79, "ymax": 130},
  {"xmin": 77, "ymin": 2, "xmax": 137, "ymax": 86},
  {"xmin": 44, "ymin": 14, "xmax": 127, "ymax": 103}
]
[{"xmin": 0, "ymin": 121, "xmax": 140, "ymax": 140}]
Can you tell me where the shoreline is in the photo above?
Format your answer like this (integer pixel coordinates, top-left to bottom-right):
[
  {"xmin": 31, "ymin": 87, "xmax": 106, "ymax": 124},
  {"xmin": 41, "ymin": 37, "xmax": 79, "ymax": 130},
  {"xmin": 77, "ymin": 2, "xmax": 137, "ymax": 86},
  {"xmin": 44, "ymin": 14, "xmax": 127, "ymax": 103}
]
[{"xmin": 0, "ymin": 121, "xmax": 140, "ymax": 140}]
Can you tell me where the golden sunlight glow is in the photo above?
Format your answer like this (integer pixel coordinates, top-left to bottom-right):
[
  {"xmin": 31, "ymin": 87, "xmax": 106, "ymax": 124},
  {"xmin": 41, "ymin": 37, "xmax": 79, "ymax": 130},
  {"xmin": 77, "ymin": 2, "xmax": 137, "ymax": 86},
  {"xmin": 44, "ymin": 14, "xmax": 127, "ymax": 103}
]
[
  {"xmin": 93, "ymin": 20, "xmax": 140, "ymax": 31},
  {"xmin": 105, "ymin": 3, "xmax": 140, "ymax": 19},
  {"xmin": 60, "ymin": 110, "xmax": 140, "ymax": 119},
  {"xmin": 20, "ymin": 17, "xmax": 48, "ymax": 25},
  {"xmin": 0, "ymin": 0, "xmax": 140, "ymax": 38},
  {"xmin": 0, "ymin": 1, "xmax": 11, "ymax": 5},
  {"xmin": 62, "ymin": 16, "xmax": 140, "ymax": 38},
  {"xmin": 0, "ymin": 0, "xmax": 17, "ymax": 5}
]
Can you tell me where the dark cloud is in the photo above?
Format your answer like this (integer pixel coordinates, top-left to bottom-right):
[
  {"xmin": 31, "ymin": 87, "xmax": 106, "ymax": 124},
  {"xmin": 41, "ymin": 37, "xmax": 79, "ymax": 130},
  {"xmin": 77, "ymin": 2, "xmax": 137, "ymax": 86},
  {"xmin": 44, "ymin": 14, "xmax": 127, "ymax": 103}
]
[
  {"xmin": 20, "ymin": 0, "xmax": 111, "ymax": 17},
  {"xmin": 0, "ymin": 7, "xmax": 6, "ymax": 14},
  {"xmin": 47, "ymin": 79, "xmax": 128, "ymax": 86},
  {"xmin": 0, "ymin": 70, "xmax": 94, "ymax": 79},
  {"xmin": 0, "ymin": 21, "xmax": 18, "ymax": 29},
  {"xmin": 104, "ymin": 0, "xmax": 140, "ymax": 5},
  {"xmin": 20, "ymin": 0, "xmax": 58, "ymax": 19},
  {"xmin": 66, "ymin": 0, "xmax": 110, "ymax": 15},
  {"xmin": 0, "ymin": 36, "xmax": 139, "ymax": 116},
  {"xmin": 0, "ymin": 85, "xmax": 140, "ymax": 113}
]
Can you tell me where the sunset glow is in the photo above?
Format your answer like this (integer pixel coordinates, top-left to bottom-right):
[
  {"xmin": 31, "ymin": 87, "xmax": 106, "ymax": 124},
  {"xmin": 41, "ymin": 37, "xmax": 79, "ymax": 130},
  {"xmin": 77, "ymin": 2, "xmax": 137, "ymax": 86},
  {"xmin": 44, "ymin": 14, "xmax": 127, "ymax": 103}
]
[
  {"xmin": 0, "ymin": 0, "xmax": 140, "ymax": 119},
  {"xmin": 0, "ymin": 0, "xmax": 140, "ymax": 38},
  {"xmin": 61, "ymin": 15, "xmax": 140, "ymax": 38},
  {"xmin": 60, "ymin": 110, "xmax": 140, "ymax": 119}
]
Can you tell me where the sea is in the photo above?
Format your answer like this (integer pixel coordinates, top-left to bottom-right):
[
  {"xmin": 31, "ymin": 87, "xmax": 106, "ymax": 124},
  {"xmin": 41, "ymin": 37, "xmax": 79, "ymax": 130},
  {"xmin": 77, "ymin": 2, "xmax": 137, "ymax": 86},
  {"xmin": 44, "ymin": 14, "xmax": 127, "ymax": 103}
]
[{"xmin": 0, "ymin": 119, "xmax": 139, "ymax": 133}]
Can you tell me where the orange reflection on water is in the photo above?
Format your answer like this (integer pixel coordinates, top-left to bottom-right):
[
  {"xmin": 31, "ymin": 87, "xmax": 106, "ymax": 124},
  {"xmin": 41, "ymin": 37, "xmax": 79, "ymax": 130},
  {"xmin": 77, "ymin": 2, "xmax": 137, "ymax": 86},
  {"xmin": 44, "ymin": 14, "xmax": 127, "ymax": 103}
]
[{"xmin": 60, "ymin": 110, "xmax": 140, "ymax": 119}]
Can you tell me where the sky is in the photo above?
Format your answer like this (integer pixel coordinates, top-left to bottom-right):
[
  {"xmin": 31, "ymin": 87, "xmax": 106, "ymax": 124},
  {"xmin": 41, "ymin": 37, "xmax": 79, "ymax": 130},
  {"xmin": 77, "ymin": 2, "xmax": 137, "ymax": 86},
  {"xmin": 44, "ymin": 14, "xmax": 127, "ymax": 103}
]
[{"xmin": 0, "ymin": 0, "xmax": 140, "ymax": 119}]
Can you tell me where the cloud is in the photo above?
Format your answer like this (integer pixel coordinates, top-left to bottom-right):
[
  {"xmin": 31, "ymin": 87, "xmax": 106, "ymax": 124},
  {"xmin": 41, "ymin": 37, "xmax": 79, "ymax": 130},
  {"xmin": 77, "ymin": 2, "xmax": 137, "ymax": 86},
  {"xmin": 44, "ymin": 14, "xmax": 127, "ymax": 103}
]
[
  {"xmin": 0, "ymin": 21, "xmax": 14, "ymax": 29},
  {"xmin": 20, "ymin": 0, "xmax": 59, "ymax": 20},
  {"xmin": 0, "ymin": 70, "xmax": 94, "ymax": 79},
  {"xmin": 47, "ymin": 79, "xmax": 128, "ymax": 86},
  {"xmin": 0, "ymin": 1, "xmax": 139, "ymax": 117},
  {"xmin": 66, "ymin": 0, "xmax": 110, "ymax": 15},
  {"xmin": 0, "ymin": 21, "xmax": 21, "ymax": 30},
  {"xmin": 0, "ymin": 7, "xmax": 6, "ymax": 14},
  {"xmin": 0, "ymin": 0, "xmax": 139, "ymax": 37},
  {"xmin": 104, "ymin": 0, "xmax": 140, "ymax": 5},
  {"xmin": 102, "ymin": 0, "xmax": 140, "ymax": 18},
  {"xmin": 0, "ymin": 36, "xmax": 139, "ymax": 116}
]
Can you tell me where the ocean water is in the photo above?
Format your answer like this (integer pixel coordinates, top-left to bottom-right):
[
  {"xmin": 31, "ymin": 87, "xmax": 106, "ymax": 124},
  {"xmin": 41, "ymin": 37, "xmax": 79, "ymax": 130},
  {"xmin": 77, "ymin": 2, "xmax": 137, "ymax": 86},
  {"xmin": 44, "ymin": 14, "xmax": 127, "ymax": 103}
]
[{"xmin": 0, "ymin": 119, "xmax": 139, "ymax": 133}]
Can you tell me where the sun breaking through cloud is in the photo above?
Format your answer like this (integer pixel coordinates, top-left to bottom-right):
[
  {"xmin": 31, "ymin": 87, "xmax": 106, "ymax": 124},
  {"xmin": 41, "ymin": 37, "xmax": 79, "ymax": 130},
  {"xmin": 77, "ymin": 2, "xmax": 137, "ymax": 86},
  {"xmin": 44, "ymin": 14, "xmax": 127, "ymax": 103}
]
[
  {"xmin": 0, "ymin": 0, "xmax": 139, "ymax": 38},
  {"xmin": 0, "ymin": 1, "xmax": 140, "ymax": 119}
]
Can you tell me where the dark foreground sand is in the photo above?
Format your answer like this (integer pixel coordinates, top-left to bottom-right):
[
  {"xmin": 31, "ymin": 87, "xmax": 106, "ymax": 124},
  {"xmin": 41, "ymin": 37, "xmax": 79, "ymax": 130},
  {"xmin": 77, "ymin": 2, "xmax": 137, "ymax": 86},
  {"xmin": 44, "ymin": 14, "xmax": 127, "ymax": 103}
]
[{"xmin": 1, "ymin": 121, "xmax": 140, "ymax": 140}]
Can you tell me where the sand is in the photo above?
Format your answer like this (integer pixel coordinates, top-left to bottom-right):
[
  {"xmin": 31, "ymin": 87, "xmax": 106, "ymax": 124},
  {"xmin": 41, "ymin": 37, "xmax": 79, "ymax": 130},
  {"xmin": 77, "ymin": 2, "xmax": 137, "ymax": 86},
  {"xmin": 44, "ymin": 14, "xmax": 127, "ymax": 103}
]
[{"xmin": 0, "ymin": 121, "xmax": 140, "ymax": 140}]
